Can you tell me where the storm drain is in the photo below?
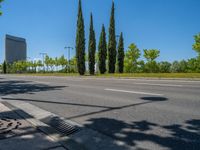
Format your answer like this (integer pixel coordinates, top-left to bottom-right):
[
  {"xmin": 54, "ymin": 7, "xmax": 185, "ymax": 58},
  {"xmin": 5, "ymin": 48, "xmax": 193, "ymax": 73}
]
[{"xmin": 41, "ymin": 116, "xmax": 79, "ymax": 136}]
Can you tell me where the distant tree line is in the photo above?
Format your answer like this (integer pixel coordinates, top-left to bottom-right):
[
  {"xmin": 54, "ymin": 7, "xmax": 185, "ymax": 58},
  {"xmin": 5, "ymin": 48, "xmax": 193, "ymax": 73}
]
[
  {"xmin": 0, "ymin": 55, "xmax": 77, "ymax": 74},
  {"xmin": 123, "ymin": 43, "xmax": 200, "ymax": 73}
]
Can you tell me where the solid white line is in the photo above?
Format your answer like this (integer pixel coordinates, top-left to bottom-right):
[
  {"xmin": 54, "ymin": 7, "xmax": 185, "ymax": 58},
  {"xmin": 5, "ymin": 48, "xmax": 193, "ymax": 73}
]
[
  {"xmin": 105, "ymin": 88, "xmax": 164, "ymax": 96},
  {"xmin": 34, "ymin": 81, "xmax": 50, "ymax": 84},
  {"xmin": 134, "ymin": 83, "xmax": 183, "ymax": 87}
]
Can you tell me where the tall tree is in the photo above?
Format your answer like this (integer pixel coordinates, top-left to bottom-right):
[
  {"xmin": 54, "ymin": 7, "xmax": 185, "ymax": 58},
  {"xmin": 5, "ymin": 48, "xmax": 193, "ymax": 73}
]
[
  {"xmin": 44, "ymin": 55, "xmax": 50, "ymax": 72},
  {"xmin": 143, "ymin": 49, "xmax": 160, "ymax": 73},
  {"xmin": 0, "ymin": 0, "xmax": 3, "ymax": 16},
  {"xmin": 59, "ymin": 55, "xmax": 68, "ymax": 70},
  {"xmin": 117, "ymin": 32, "xmax": 124, "ymax": 73},
  {"xmin": 108, "ymin": 1, "xmax": 116, "ymax": 73},
  {"xmin": 193, "ymin": 33, "xmax": 200, "ymax": 57},
  {"xmin": 143, "ymin": 49, "xmax": 160, "ymax": 62},
  {"xmin": 76, "ymin": 0, "xmax": 85, "ymax": 75},
  {"xmin": 98, "ymin": 24, "xmax": 107, "ymax": 74},
  {"xmin": 88, "ymin": 13, "xmax": 96, "ymax": 75},
  {"xmin": 124, "ymin": 43, "xmax": 141, "ymax": 73},
  {"xmin": 3, "ymin": 60, "xmax": 7, "ymax": 74}
]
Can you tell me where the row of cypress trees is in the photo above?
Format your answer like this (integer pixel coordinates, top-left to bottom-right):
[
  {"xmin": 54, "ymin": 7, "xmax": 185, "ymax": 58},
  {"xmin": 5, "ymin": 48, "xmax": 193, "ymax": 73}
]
[{"xmin": 76, "ymin": 0, "xmax": 124, "ymax": 75}]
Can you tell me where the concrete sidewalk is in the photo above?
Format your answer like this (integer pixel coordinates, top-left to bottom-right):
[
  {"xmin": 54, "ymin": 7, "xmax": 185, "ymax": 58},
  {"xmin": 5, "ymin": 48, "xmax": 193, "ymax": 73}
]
[{"xmin": 0, "ymin": 102, "xmax": 66, "ymax": 150}]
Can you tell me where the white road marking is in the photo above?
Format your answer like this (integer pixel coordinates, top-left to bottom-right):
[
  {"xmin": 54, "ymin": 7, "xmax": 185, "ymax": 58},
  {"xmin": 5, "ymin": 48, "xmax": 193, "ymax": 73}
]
[
  {"xmin": 134, "ymin": 83, "xmax": 183, "ymax": 87},
  {"xmin": 34, "ymin": 81, "xmax": 50, "ymax": 84},
  {"xmin": 105, "ymin": 88, "xmax": 164, "ymax": 96}
]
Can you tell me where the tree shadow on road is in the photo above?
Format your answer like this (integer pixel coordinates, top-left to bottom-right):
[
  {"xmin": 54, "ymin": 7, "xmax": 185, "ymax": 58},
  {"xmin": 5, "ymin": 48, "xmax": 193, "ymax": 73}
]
[
  {"xmin": 84, "ymin": 118, "xmax": 200, "ymax": 150},
  {"xmin": 2, "ymin": 96, "xmax": 168, "ymax": 120},
  {"xmin": 0, "ymin": 80, "xmax": 67, "ymax": 96},
  {"xmin": 141, "ymin": 97, "xmax": 168, "ymax": 101}
]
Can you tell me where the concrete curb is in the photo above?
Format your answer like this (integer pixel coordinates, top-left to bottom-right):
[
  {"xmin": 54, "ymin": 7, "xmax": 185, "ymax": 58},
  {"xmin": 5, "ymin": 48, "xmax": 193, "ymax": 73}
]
[
  {"xmin": 1, "ymin": 74, "xmax": 200, "ymax": 81},
  {"xmin": 1, "ymin": 99, "xmax": 132, "ymax": 150},
  {"xmin": 0, "ymin": 101, "xmax": 67, "ymax": 150}
]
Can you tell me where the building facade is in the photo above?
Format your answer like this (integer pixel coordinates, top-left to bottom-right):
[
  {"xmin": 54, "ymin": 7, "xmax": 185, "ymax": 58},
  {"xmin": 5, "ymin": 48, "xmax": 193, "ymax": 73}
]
[{"xmin": 5, "ymin": 34, "xmax": 27, "ymax": 63}]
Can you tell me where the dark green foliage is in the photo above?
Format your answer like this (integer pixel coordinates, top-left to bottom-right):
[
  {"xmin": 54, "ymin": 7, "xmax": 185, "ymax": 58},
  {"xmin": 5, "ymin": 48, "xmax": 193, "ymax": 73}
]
[
  {"xmin": 124, "ymin": 43, "xmax": 141, "ymax": 73},
  {"xmin": 137, "ymin": 60, "xmax": 145, "ymax": 73},
  {"xmin": 3, "ymin": 61, "xmax": 7, "ymax": 74},
  {"xmin": 158, "ymin": 61, "xmax": 171, "ymax": 73},
  {"xmin": 145, "ymin": 61, "xmax": 159, "ymax": 73},
  {"xmin": 108, "ymin": 1, "xmax": 116, "ymax": 73},
  {"xmin": 88, "ymin": 13, "xmax": 96, "ymax": 75},
  {"xmin": 117, "ymin": 33, "xmax": 124, "ymax": 73},
  {"xmin": 187, "ymin": 58, "xmax": 200, "ymax": 72},
  {"xmin": 143, "ymin": 49, "xmax": 160, "ymax": 73},
  {"xmin": 170, "ymin": 60, "xmax": 188, "ymax": 73},
  {"xmin": 0, "ymin": 0, "xmax": 3, "ymax": 16},
  {"xmin": 179, "ymin": 60, "xmax": 188, "ymax": 73},
  {"xmin": 76, "ymin": 0, "xmax": 85, "ymax": 75},
  {"xmin": 193, "ymin": 33, "xmax": 200, "ymax": 56},
  {"xmin": 98, "ymin": 25, "xmax": 107, "ymax": 74}
]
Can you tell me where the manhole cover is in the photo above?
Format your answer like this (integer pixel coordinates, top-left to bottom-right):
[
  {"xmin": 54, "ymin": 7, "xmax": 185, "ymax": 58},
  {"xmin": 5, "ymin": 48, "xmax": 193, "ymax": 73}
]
[{"xmin": 0, "ymin": 117, "xmax": 22, "ymax": 139}]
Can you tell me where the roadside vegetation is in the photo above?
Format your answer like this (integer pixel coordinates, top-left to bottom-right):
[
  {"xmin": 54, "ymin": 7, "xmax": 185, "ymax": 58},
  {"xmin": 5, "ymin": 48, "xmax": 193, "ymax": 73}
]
[
  {"xmin": 0, "ymin": 0, "xmax": 3, "ymax": 16},
  {"xmin": 1, "ymin": 0, "xmax": 200, "ymax": 78}
]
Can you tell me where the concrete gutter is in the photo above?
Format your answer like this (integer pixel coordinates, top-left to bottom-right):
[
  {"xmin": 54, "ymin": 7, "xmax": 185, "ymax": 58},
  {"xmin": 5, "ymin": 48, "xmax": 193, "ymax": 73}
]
[{"xmin": 1, "ymin": 98, "xmax": 133, "ymax": 150}]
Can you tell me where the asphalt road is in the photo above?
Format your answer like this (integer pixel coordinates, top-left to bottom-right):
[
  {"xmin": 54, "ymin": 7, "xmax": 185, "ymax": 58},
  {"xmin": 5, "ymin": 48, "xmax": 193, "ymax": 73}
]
[{"xmin": 0, "ymin": 75, "xmax": 200, "ymax": 150}]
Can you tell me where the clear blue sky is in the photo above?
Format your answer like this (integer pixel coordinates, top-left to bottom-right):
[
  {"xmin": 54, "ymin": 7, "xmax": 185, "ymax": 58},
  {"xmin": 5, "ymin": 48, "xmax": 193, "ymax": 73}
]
[{"xmin": 0, "ymin": 0, "xmax": 200, "ymax": 63}]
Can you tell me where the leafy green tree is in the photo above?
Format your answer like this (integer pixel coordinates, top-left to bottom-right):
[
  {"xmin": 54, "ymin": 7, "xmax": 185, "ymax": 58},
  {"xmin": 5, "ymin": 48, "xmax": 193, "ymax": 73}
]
[
  {"xmin": 70, "ymin": 56, "xmax": 78, "ymax": 73},
  {"xmin": 108, "ymin": 1, "xmax": 116, "ymax": 73},
  {"xmin": 26, "ymin": 61, "xmax": 31, "ymax": 73},
  {"xmin": 29, "ymin": 61, "xmax": 35, "ymax": 72},
  {"xmin": 49, "ymin": 57, "xmax": 55, "ymax": 72},
  {"xmin": 76, "ymin": 0, "xmax": 85, "ymax": 75},
  {"xmin": 36, "ymin": 60, "xmax": 43, "ymax": 72},
  {"xmin": 44, "ymin": 55, "xmax": 50, "ymax": 72},
  {"xmin": 158, "ymin": 61, "xmax": 171, "ymax": 73},
  {"xmin": 124, "ymin": 43, "xmax": 141, "ymax": 73},
  {"xmin": 170, "ymin": 60, "xmax": 188, "ymax": 73},
  {"xmin": 98, "ymin": 25, "xmax": 107, "ymax": 74},
  {"xmin": 3, "ymin": 60, "xmax": 7, "ymax": 74},
  {"xmin": 88, "ymin": 13, "xmax": 96, "ymax": 75},
  {"xmin": 54, "ymin": 57, "xmax": 59, "ymax": 71},
  {"xmin": 143, "ymin": 49, "xmax": 160, "ymax": 62},
  {"xmin": 0, "ymin": 0, "xmax": 3, "ymax": 16},
  {"xmin": 193, "ymin": 33, "xmax": 200, "ymax": 57},
  {"xmin": 179, "ymin": 60, "xmax": 188, "ymax": 73},
  {"xmin": 187, "ymin": 58, "xmax": 200, "ymax": 73},
  {"xmin": 137, "ymin": 60, "xmax": 145, "ymax": 73},
  {"xmin": 117, "ymin": 33, "xmax": 125, "ymax": 73},
  {"xmin": 59, "ymin": 55, "xmax": 68, "ymax": 71},
  {"xmin": 32, "ymin": 61, "xmax": 38, "ymax": 73},
  {"xmin": 143, "ymin": 49, "xmax": 160, "ymax": 73},
  {"xmin": 171, "ymin": 61, "xmax": 181, "ymax": 73},
  {"xmin": 13, "ymin": 61, "xmax": 27, "ymax": 73}
]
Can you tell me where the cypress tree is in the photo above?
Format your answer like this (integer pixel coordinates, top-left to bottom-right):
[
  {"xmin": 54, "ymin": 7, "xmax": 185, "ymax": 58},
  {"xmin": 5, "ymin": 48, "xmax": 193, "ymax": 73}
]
[
  {"xmin": 117, "ymin": 32, "xmax": 125, "ymax": 73},
  {"xmin": 88, "ymin": 13, "xmax": 96, "ymax": 75},
  {"xmin": 76, "ymin": 0, "xmax": 85, "ymax": 75},
  {"xmin": 98, "ymin": 25, "xmax": 107, "ymax": 74},
  {"xmin": 0, "ymin": 0, "xmax": 3, "ymax": 16},
  {"xmin": 3, "ymin": 61, "xmax": 7, "ymax": 74},
  {"xmin": 108, "ymin": 1, "xmax": 116, "ymax": 73}
]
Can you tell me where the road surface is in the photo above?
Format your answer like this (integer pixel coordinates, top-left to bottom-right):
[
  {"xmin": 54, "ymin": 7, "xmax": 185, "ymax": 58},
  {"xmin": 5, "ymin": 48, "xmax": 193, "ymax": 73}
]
[{"xmin": 0, "ymin": 75, "xmax": 200, "ymax": 150}]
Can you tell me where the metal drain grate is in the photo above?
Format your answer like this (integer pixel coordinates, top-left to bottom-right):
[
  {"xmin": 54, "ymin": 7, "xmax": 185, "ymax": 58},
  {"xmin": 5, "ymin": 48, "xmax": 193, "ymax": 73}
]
[
  {"xmin": 41, "ymin": 116, "xmax": 79, "ymax": 136},
  {"xmin": 0, "ymin": 117, "xmax": 22, "ymax": 139}
]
